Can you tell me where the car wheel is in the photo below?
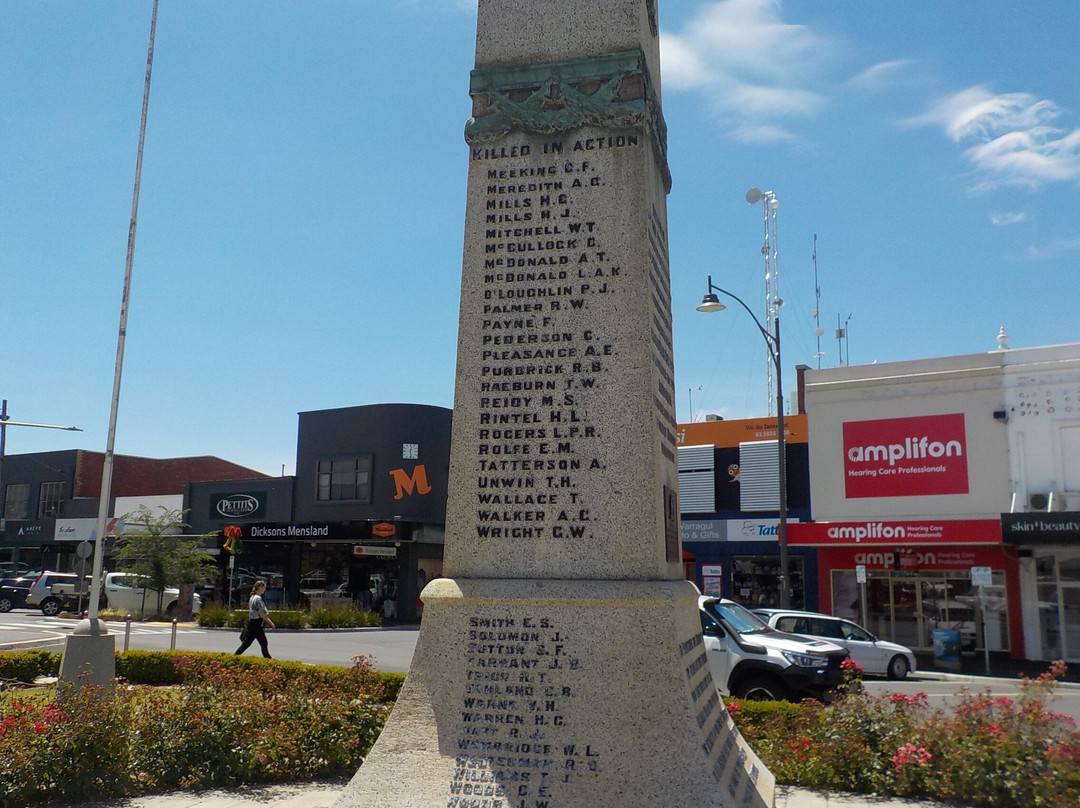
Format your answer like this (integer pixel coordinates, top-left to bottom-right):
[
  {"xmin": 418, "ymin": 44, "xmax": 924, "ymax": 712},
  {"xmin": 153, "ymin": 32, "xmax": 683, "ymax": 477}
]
[
  {"xmin": 41, "ymin": 598, "xmax": 62, "ymax": 617},
  {"xmin": 165, "ymin": 602, "xmax": 178, "ymax": 617},
  {"xmin": 0, "ymin": 597, "xmax": 13, "ymax": 613},
  {"xmin": 887, "ymin": 655, "xmax": 910, "ymax": 680},
  {"xmin": 733, "ymin": 677, "xmax": 788, "ymax": 702}
]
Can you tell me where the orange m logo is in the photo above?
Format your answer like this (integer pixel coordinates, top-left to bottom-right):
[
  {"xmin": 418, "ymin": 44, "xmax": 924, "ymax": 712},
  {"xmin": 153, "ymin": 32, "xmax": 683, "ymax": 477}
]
[{"xmin": 389, "ymin": 464, "xmax": 432, "ymax": 500}]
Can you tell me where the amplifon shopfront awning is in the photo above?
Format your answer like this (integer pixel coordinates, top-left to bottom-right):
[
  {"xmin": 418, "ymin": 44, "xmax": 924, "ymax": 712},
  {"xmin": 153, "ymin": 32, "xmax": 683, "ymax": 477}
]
[{"xmin": 788, "ymin": 519, "xmax": 1002, "ymax": 547}]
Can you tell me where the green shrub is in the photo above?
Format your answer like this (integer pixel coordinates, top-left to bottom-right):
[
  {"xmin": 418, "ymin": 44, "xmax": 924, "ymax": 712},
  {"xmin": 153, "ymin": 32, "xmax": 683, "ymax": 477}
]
[
  {"xmin": 195, "ymin": 601, "xmax": 230, "ymax": 627},
  {"xmin": 116, "ymin": 650, "xmax": 186, "ymax": 685},
  {"xmin": 0, "ymin": 650, "xmax": 61, "ymax": 683},
  {"xmin": 0, "ymin": 655, "xmax": 393, "ymax": 807},
  {"xmin": 269, "ymin": 610, "xmax": 306, "ymax": 630},
  {"xmin": 306, "ymin": 606, "xmax": 381, "ymax": 628},
  {"xmin": 730, "ymin": 660, "xmax": 1080, "ymax": 808},
  {"xmin": 197, "ymin": 603, "xmax": 381, "ymax": 630}
]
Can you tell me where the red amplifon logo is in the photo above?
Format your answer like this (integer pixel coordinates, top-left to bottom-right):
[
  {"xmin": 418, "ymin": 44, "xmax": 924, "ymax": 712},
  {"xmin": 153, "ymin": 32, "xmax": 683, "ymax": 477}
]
[{"xmin": 843, "ymin": 413, "xmax": 969, "ymax": 498}]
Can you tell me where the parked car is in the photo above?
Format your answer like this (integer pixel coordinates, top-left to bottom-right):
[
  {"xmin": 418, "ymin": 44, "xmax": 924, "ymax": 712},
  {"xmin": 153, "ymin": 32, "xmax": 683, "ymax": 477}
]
[
  {"xmin": 0, "ymin": 562, "xmax": 33, "ymax": 578},
  {"xmin": 698, "ymin": 596, "xmax": 849, "ymax": 702},
  {"xmin": 0, "ymin": 579, "xmax": 32, "ymax": 613},
  {"xmin": 27, "ymin": 571, "xmax": 86, "ymax": 610},
  {"xmin": 104, "ymin": 572, "xmax": 203, "ymax": 617},
  {"xmin": 37, "ymin": 575, "xmax": 98, "ymax": 616},
  {"xmin": 753, "ymin": 608, "xmax": 917, "ymax": 680},
  {"xmin": 31, "ymin": 570, "xmax": 203, "ymax": 617}
]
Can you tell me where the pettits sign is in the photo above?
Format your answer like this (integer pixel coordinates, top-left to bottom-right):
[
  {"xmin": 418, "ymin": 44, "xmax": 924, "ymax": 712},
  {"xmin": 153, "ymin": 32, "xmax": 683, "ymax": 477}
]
[{"xmin": 843, "ymin": 413, "xmax": 969, "ymax": 498}]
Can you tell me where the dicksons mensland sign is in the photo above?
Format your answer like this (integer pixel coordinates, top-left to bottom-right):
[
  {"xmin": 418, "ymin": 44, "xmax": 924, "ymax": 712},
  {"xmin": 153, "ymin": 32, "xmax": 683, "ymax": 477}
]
[{"xmin": 843, "ymin": 413, "xmax": 969, "ymax": 498}]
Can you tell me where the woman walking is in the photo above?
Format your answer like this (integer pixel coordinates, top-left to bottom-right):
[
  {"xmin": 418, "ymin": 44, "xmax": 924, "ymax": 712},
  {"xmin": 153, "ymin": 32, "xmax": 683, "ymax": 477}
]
[{"xmin": 235, "ymin": 579, "xmax": 275, "ymax": 658}]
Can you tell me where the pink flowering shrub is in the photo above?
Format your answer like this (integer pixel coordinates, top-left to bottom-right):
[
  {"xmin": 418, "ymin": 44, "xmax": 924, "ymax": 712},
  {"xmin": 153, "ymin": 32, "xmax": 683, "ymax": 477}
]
[
  {"xmin": 730, "ymin": 660, "xmax": 1080, "ymax": 807},
  {"xmin": 0, "ymin": 655, "xmax": 392, "ymax": 808}
]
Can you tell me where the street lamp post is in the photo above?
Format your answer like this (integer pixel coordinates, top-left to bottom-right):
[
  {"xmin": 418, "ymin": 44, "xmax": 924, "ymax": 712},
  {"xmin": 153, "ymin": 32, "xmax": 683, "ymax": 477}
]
[
  {"xmin": 697, "ymin": 276, "xmax": 790, "ymax": 608},
  {"xmin": 0, "ymin": 400, "xmax": 83, "ymax": 561}
]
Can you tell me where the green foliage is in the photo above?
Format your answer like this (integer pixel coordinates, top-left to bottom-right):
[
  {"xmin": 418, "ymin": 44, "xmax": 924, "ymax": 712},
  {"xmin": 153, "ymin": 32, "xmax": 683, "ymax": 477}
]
[
  {"xmin": 306, "ymin": 606, "xmax": 381, "ymax": 628},
  {"xmin": 196, "ymin": 603, "xmax": 381, "ymax": 629},
  {"xmin": 271, "ymin": 610, "xmax": 307, "ymax": 629},
  {"xmin": 0, "ymin": 655, "xmax": 393, "ymax": 807},
  {"xmin": 730, "ymin": 660, "xmax": 1080, "ymax": 808},
  {"xmin": 116, "ymin": 650, "xmax": 187, "ymax": 685},
  {"xmin": 0, "ymin": 650, "xmax": 60, "ymax": 683},
  {"xmin": 112, "ymin": 506, "xmax": 218, "ymax": 614}
]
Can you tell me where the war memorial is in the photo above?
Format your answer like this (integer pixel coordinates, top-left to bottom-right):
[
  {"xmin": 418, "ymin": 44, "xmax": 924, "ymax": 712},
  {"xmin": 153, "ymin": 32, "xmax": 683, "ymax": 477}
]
[{"xmin": 334, "ymin": 2, "xmax": 775, "ymax": 806}]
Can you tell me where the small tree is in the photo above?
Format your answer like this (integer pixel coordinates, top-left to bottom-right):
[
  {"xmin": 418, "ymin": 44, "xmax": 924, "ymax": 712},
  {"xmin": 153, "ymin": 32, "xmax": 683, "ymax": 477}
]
[{"xmin": 111, "ymin": 506, "xmax": 219, "ymax": 615}]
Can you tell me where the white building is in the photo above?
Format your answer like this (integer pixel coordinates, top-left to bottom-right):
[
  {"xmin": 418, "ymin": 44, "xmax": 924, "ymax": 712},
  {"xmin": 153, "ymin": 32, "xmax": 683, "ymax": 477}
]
[{"xmin": 794, "ymin": 339, "xmax": 1080, "ymax": 663}]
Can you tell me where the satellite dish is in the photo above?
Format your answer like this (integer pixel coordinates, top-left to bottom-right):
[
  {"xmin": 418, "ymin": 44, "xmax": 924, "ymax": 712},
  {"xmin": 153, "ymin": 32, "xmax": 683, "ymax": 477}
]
[{"xmin": 745, "ymin": 187, "xmax": 763, "ymax": 205}]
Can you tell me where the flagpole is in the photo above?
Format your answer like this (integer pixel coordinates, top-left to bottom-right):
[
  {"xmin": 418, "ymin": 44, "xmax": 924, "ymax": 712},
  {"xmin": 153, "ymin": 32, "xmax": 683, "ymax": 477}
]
[{"xmin": 62, "ymin": 0, "xmax": 159, "ymax": 686}]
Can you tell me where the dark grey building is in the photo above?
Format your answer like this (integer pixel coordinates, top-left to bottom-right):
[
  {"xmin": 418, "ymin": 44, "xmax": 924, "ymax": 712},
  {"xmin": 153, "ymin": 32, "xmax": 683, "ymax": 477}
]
[{"xmin": 185, "ymin": 403, "xmax": 452, "ymax": 622}]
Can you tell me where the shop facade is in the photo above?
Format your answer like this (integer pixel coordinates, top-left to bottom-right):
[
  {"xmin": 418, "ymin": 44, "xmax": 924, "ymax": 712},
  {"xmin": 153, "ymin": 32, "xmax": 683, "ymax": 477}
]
[
  {"xmin": 1003, "ymin": 513, "xmax": 1080, "ymax": 662},
  {"xmin": 185, "ymin": 403, "xmax": 452, "ymax": 623},
  {"xmin": 677, "ymin": 415, "xmax": 818, "ymax": 609},
  {"xmin": 801, "ymin": 342, "xmax": 1080, "ymax": 661},
  {"xmin": 790, "ymin": 519, "xmax": 1019, "ymax": 654},
  {"xmin": 1, "ymin": 450, "xmax": 264, "ymax": 575}
]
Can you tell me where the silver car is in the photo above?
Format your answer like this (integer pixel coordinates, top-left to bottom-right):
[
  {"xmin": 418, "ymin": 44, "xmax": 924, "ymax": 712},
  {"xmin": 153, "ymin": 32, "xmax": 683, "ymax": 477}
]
[{"xmin": 752, "ymin": 608, "xmax": 917, "ymax": 680}]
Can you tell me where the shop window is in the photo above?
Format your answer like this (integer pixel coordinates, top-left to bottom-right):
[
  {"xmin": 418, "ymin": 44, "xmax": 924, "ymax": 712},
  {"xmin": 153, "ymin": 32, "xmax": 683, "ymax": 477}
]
[
  {"xmin": 4, "ymin": 483, "xmax": 28, "ymax": 520},
  {"xmin": 316, "ymin": 456, "xmax": 372, "ymax": 503},
  {"xmin": 37, "ymin": 482, "xmax": 64, "ymax": 518},
  {"xmin": 731, "ymin": 554, "xmax": 803, "ymax": 609}
]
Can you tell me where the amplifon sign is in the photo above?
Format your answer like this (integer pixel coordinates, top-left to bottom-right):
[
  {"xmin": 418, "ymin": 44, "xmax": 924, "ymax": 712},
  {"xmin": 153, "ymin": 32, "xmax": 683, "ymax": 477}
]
[
  {"xmin": 788, "ymin": 519, "xmax": 1000, "ymax": 546},
  {"xmin": 843, "ymin": 413, "xmax": 969, "ymax": 498}
]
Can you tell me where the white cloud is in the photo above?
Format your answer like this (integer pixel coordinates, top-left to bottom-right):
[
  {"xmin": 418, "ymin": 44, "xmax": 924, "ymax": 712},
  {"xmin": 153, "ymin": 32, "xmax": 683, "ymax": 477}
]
[
  {"xmin": 910, "ymin": 86, "xmax": 1080, "ymax": 188},
  {"xmin": 848, "ymin": 60, "xmax": 916, "ymax": 93},
  {"xmin": 989, "ymin": 211, "xmax": 1027, "ymax": 226},
  {"xmin": 1024, "ymin": 238, "xmax": 1080, "ymax": 261},
  {"xmin": 660, "ymin": 0, "xmax": 833, "ymax": 143}
]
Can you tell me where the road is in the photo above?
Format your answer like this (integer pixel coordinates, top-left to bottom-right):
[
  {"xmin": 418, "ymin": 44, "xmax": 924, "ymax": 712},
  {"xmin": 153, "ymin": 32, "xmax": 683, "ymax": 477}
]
[
  {"xmin": 0, "ymin": 611, "xmax": 419, "ymax": 674},
  {"xmin": 3, "ymin": 611, "xmax": 1079, "ymax": 724}
]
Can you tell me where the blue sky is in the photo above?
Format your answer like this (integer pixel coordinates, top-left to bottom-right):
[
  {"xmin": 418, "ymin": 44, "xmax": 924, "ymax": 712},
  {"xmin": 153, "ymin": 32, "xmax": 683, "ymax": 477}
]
[{"xmin": 3, "ymin": 0, "xmax": 1078, "ymax": 476}]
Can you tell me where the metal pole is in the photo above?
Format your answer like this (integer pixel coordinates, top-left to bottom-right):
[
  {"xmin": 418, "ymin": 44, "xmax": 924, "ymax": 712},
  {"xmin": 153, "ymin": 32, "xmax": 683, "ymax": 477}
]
[
  {"xmin": 170, "ymin": 618, "xmax": 178, "ymax": 651},
  {"xmin": 774, "ymin": 313, "xmax": 790, "ymax": 609},
  {"xmin": 86, "ymin": 0, "xmax": 159, "ymax": 623},
  {"xmin": 124, "ymin": 614, "xmax": 133, "ymax": 652},
  {"xmin": 979, "ymin": 586, "xmax": 991, "ymax": 675}
]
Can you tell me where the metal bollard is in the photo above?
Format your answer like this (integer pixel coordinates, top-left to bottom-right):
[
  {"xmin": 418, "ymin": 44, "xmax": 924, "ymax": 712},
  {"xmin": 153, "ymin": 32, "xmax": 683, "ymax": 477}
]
[
  {"xmin": 124, "ymin": 614, "xmax": 133, "ymax": 652},
  {"xmin": 170, "ymin": 617, "xmax": 178, "ymax": 650}
]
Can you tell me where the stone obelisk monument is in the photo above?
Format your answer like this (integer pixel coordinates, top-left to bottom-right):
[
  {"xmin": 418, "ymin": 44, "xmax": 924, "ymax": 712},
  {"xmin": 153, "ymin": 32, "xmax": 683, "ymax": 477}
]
[{"xmin": 334, "ymin": 2, "xmax": 774, "ymax": 806}]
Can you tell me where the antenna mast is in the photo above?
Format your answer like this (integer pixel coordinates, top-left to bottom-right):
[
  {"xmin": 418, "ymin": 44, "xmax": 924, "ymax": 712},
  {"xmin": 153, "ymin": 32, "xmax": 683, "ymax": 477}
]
[
  {"xmin": 746, "ymin": 188, "xmax": 780, "ymax": 416},
  {"xmin": 812, "ymin": 234, "xmax": 824, "ymax": 368}
]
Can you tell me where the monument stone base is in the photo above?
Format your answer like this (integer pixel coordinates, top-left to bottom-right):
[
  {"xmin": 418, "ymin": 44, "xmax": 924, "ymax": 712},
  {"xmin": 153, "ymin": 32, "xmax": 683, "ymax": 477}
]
[
  {"xmin": 59, "ymin": 619, "xmax": 116, "ymax": 689},
  {"xmin": 334, "ymin": 578, "xmax": 774, "ymax": 808}
]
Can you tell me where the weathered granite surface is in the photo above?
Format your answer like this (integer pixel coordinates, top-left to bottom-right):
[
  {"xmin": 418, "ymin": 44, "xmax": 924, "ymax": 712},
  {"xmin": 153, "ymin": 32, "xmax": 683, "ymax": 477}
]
[{"xmin": 334, "ymin": 2, "xmax": 775, "ymax": 806}]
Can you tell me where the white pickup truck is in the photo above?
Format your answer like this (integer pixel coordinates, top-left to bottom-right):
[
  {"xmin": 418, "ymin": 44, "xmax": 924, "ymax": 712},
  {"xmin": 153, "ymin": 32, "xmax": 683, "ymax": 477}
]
[
  {"xmin": 40, "ymin": 572, "xmax": 203, "ymax": 617},
  {"xmin": 103, "ymin": 572, "xmax": 203, "ymax": 617}
]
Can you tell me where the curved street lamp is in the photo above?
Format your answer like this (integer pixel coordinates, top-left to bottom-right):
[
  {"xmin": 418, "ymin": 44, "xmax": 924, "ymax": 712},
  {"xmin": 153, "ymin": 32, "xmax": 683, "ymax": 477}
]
[{"xmin": 697, "ymin": 275, "xmax": 791, "ymax": 608}]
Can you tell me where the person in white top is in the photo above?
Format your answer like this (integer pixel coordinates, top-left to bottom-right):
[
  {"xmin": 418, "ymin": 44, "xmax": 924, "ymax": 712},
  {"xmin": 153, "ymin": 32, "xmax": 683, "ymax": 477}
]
[{"xmin": 234, "ymin": 579, "xmax": 275, "ymax": 658}]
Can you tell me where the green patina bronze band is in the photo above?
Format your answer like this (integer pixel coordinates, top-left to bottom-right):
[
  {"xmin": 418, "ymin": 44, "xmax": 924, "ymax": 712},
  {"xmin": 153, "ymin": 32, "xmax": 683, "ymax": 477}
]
[{"xmin": 466, "ymin": 49, "xmax": 670, "ymax": 189}]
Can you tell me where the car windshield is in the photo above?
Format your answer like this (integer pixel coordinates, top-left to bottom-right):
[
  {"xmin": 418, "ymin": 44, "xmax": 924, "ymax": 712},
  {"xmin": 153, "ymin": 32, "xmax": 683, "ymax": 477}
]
[{"xmin": 707, "ymin": 600, "xmax": 772, "ymax": 635}]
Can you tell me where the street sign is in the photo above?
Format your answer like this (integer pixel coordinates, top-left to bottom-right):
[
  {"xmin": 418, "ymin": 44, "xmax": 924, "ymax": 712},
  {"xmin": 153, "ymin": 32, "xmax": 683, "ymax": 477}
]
[
  {"xmin": 971, "ymin": 566, "xmax": 992, "ymax": 587},
  {"xmin": 855, "ymin": 564, "xmax": 867, "ymax": 584},
  {"xmin": 76, "ymin": 540, "xmax": 93, "ymax": 560}
]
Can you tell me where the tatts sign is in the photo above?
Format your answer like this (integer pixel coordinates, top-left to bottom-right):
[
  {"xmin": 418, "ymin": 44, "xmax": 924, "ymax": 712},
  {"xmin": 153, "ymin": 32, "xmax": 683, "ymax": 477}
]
[{"xmin": 843, "ymin": 413, "xmax": 969, "ymax": 498}]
